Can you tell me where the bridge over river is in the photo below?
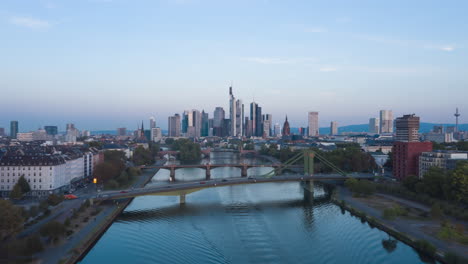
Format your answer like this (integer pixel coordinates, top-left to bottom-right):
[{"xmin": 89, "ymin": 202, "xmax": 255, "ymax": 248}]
[{"xmin": 98, "ymin": 150, "xmax": 374, "ymax": 204}]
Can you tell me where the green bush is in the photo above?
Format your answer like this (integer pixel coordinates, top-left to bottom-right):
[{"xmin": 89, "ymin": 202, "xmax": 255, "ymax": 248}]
[
  {"xmin": 105, "ymin": 179, "xmax": 119, "ymax": 189},
  {"xmin": 415, "ymin": 240, "xmax": 436, "ymax": 257},
  {"xmin": 47, "ymin": 194, "xmax": 64, "ymax": 206}
]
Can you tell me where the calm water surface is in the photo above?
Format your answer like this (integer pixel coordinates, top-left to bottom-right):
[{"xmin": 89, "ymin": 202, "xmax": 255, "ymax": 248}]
[{"xmin": 80, "ymin": 153, "xmax": 433, "ymax": 264}]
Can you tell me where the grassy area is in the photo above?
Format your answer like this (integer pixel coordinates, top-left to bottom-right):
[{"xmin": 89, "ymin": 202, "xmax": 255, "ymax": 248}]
[
  {"xmin": 355, "ymin": 195, "xmax": 428, "ymax": 220},
  {"xmin": 437, "ymin": 221, "xmax": 468, "ymax": 245}
]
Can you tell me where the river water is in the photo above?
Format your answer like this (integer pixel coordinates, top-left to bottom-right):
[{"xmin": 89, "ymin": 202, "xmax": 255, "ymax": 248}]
[{"xmin": 79, "ymin": 152, "xmax": 433, "ymax": 264}]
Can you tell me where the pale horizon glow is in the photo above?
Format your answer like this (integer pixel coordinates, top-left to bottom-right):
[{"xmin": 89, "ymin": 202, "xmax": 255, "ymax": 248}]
[{"xmin": 0, "ymin": 0, "xmax": 467, "ymax": 131}]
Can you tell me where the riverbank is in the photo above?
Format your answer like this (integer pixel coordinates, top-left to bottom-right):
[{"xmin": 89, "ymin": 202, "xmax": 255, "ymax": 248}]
[
  {"xmin": 333, "ymin": 186, "xmax": 468, "ymax": 263},
  {"xmin": 67, "ymin": 162, "xmax": 165, "ymax": 264},
  {"xmin": 33, "ymin": 159, "xmax": 165, "ymax": 264}
]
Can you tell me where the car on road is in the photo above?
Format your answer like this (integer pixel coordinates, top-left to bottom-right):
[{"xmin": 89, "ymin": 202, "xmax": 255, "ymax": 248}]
[
  {"xmin": 222, "ymin": 179, "xmax": 228, "ymax": 182},
  {"xmin": 64, "ymin": 194, "xmax": 78, "ymax": 200},
  {"xmin": 165, "ymin": 186, "xmax": 171, "ymax": 188},
  {"xmin": 120, "ymin": 190, "xmax": 128, "ymax": 193},
  {"xmin": 199, "ymin": 181, "xmax": 206, "ymax": 184},
  {"xmin": 248, "ymin": 176, "xmax": 255, "ymax": 180}
]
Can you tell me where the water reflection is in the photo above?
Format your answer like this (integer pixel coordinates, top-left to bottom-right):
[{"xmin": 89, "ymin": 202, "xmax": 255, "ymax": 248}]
[{"xmin": 80, "ymin": 152, "xmax": 435, "ymax": 264}]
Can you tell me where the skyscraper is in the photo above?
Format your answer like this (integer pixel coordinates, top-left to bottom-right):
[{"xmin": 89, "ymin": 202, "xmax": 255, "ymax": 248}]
[
  {"xmin": 44, "ymin": 126, "xmax": 58, "ymax": 136},
  {"xmin": 168, "ymin": 114, "xmax": 181, "ymax": 137},
  {"xmin": 117, "ymin": 127, "xmax": 127, "ymax": 136},
  {"xmin": 330, "ymin": 121, "xmax": 338, "ymax": 135},
  {"xmin": 274, "ymin": 123, "xmax": 281, "ymax": 137},
  {"xmin": 308, "ymin": 112, "xmax": 319, "ymax": 137},
  {"xmin": 263, "ymin": 114, "xmax": 272, "ymax": 137},
  {"xmin": 369, "ymin": 118, "xmax": 380, "ymax": 134},
  {"xmin": 395, "ymin": 114, "xmax": 420, "ymax": 142},
  {"xmin": 149, "ymin": 116, "xmax": 156, "ymax": 129},
  {"xmin": 380, "ymin": 110, "xmax": 393, "ymax": 133},
  {"xmin": 0, "ymin": 128, "xmax": 4, "ymax": 137},
  {"xmin": 249, "ymin": 102, "xmax": 262, "ymax": 137},
  {"xmin": 184, "ymin": 110, "xmax": 201, "ymax": 138},
  {"xmin": 213, "ymin": 107, "xmax": 225, "ymax": 137},
  {"xmin": 201, "ymin": 110, "xmax": 209, "ymax": 137},
  {"xmin": 229, "ymin": 86, "xmax": 236, "ymax": 137},
  {"xmin": 10, "ymin": 121, "xmax": 18, "ymax": 139},
  {"xmin": 235, "ymin": 99, "xmax": 243, "ymax": 137}
]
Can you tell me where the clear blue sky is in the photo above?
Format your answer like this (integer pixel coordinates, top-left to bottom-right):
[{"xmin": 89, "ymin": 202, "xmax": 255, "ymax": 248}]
[{"xmin": 1, "ymin": 0, "xmax": 467, "ymax": 132}]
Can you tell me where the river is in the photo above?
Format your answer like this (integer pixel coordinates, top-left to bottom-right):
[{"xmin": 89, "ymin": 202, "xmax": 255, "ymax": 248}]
[{"xmin": 79, "ymin": 152, "xmax": 434, "ymax": 264}]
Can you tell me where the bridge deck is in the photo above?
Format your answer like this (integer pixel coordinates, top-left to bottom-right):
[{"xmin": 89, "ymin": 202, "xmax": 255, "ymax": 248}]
[{"xmin": 97, "ymin": 174, "xmax": 374, "ymax": 200}]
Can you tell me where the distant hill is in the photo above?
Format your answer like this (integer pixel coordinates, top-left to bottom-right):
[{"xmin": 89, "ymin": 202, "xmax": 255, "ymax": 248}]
[
  {"xmin": 315, "ymin": 123, "xmax": 468, "ymax": 135},
  {"xmin": 88, "ymin": 123, "xmax": 467, "ymax": 136}
]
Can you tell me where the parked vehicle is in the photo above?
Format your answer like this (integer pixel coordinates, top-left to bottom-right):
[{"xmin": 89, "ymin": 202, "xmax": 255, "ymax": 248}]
[{"xmin": 64, "ymin": 194, "xmax": 78, "ymax": 200}]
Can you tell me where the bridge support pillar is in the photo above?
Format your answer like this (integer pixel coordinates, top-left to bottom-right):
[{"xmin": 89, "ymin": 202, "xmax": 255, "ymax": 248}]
[
  {"xmin": 170, "ymin": 167, "xmax": 176, "ymax": 182},
  {"xmin": 241, "ymin": 166, "xmax": 248, "ymax": 177},
  {"xmin": 303, "ymin": 180, "xmax": 314, "ymax": 204},
  {"xmin": 206, "ymin": 166, "xmax": 211, "ymax": 180},
  {"xmin": 180, "ymin": 194, "xmax": 186, "ymax": 204}
]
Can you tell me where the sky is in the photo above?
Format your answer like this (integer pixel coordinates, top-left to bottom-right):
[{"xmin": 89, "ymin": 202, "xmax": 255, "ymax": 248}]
[{"xmin": 1, "ymin": 0, "xmax": 467, "ymax": 132}]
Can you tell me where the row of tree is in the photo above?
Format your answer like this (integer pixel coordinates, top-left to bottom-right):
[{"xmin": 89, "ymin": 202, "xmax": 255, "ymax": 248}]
[
  {"xmin": 259, "ymin": 143, "xmax": 377, "ymax": 173},
  {"xmin": 170, "ymin": 138, "xmax": 201, "ymax": 162},
  {"xmin": 93, "ymin": 150, "xmax": 141, "ymax": 189},
  {"xmin": 402, "ymin": 161, "xmax": 468, "ymax": 205}
]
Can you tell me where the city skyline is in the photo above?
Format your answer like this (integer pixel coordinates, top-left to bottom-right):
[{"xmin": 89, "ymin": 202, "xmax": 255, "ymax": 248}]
[{"xmin": 1, "ymin": 0, "xmax": 467, "ymax": 131}]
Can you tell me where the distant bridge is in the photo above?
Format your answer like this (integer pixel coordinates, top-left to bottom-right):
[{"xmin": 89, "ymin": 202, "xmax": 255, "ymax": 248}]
[
  {"xmin": 98, "ymin": 150, "xmax": 374, "ymax": 204},
  {"xmin": 157, "ymin": 148, "xmax": 257, "ymax": 158},
  {"xmin": 139, "ymin": 163, "xmax": 302, "ymax": 181}
]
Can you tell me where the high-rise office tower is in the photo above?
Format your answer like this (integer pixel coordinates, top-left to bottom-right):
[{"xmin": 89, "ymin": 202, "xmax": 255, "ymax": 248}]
[
  {"xmin": 308, "ymin": 112, "xmax": 319, "ymax": 137},
  {"xmin": 117, "ymin": 127, "xmax": 127, "ymax": 136},
  {"xmin": 369, "ymin": 118, "xmax": 380, "ymax": 134},
  {"xmin": 168, "ymin": 114, "xmax": 181, "ymax": 137},
  {"xmin": 380, "ymin": 110, "xmax": 393, "ymax": 133},
  {"xmin": 395, "ymin": 114, "xmax": 420, "ymax": 142},
  {"xmin": 184, "ymin": 110, "xmax": 201, "ymax": 138},
  {"xmin": 0, "ymin": 128, "xmax": 4, "ymax": 137},
  {"xmin": 229, "ymin": 86, "xmax": 236, "ymax": 137},
  {"xmin": 274, "ymin": 123, "xmax": 281, "ymax": 137},
  {"xmin": 44, "ymin": 126, "xmax": 58, "ymax": 136},
  {"xmin": 330, "ymin": 121, "xmax": 338, "ymax": 135},
  {"xmin": 250, "ymin": 102, "xmax": 258, "ymax": 137},
  {"xmin": 10, "ymin": 121, "xmax": 18, "ymax": 139},
  {"xmin": 262, "ymin": 114, "xmax": 272, "ymax": 137},
  {"xmin": 201, "ymin": 110, "xmax": 209, "ymax": 137},
  {"xmin": 235, "ymin": 99, "xmax": 243, "ymax": 137},
  {"xmin": 149, "ymin": 116, "xmax": 156, "ymax": 129},
  {"xmin": 213, "ymin": 107, "xmax": 225, "ymax": 137}
]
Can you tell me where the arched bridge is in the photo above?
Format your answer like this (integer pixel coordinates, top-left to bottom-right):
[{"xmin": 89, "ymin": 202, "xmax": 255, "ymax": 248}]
[
  {"xmin": 139, "ymin": 163, "xmax": 302, "ymax": 181},
  {"xmin": 97, "ymin": 150, "xmax": 375, "ymax": 205}
]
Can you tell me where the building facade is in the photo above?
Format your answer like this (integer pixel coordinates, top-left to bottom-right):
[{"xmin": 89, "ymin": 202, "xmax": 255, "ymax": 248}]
[
  {"xmin": 10, "ymin": 121, "xmax": 18, "ymax": 139},
  {"xmin": 369, "ymin": 118, "xmax": 380, "ymax": 134},
  {"xmin": 395, "ymin": 114, "xmax": 420, "ymax": 142},
  {"xmin": 419, "ymin": 151, "xmax": 467, "ymax": 178},
  {"xmin": 168, "ymin": 114, "xmax": 181, "ymax": 137},
  {"xmin": 330, "ymin": 121, "xmax": 338, "ymax": 135},
  {"xmin": 308, "ymin": 112, "xmax": 319, "ymax": 137},
  {"xmin": 380, "ymin": 110, "xmax": 393, "ymax": 133},
  {"xmin": 393, "ymin": 141, "xmax": 433, "ymax": 180}
]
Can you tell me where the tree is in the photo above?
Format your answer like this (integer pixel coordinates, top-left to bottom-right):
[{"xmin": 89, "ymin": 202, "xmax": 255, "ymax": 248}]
[
  {"xmin": 431, "ymin": 203, "xmax": 444, "ymax": 219},
  {"xmin": 0, "ymin": 200, "xmax": 24, "ymax": 240},
  {"xmin": 10, "ymin": 184, "xmax": 23, "ymax": 199},
  {"xmin": 93, "ymin": 162, "xmax": 120, "ymax": 182},
  {"xmin": 382, "ymin": 238, "xmax": 397, "ymax": 253},
  {"xmin": 450, "ymin": 162, "xmax": 468, "ymax": 205},
  {"xmin": 402, "ymin": 175, "xmax": 419, "ymax": 192},
  {"xmin": 18, "ymin": 175, "xmax": 31, "ymax": 194},
  {"xmin": 47, "ymin": 194, "xmax": 64, "ymax": 206},
  {"xmin": 23, "ymin": 234, "xmax": 44, "ymax": 255},
  {"xmin": 421, "ymin": 167, "xmax": 448, "ymax": 199},
  {"xmin": 133, "ymin": 146, "xmax": 154, "ymax": 165},
  {"xmin": 40, "ymin": 221, "xmax": 66, "ymax": 242}
]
